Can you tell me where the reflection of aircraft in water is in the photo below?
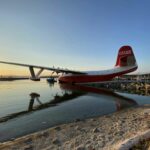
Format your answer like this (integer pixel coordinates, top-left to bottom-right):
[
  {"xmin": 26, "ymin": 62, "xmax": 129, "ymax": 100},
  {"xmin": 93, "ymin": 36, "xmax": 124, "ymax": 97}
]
[
  {"xmin": 0, "ymin": 91, "xmax": 85, "ymax": 123},
  {"xmin": 0, "ymin": 84, "xmax": 137, "ymax": 123},
  {"xmin": 60, "ymin": 84, "xmax": 138, "ymax": 110}
]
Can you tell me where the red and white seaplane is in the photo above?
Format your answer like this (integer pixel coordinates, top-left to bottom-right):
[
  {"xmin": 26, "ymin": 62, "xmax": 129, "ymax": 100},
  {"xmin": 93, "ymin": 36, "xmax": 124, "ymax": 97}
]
[{"xmin": 0, "ymin": 45, "xmax": 138, "ymax": 84}]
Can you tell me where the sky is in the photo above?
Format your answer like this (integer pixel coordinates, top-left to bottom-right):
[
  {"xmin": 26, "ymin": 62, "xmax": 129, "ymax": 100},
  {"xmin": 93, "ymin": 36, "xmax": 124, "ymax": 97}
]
[{"xmin": 0, "ymin": 0, "xmax": 150, "ymax": 76}]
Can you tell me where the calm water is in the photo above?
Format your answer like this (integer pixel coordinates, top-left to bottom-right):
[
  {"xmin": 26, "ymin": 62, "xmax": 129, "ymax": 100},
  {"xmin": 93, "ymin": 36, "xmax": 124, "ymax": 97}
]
[{"xmin": 0, "ymin": 79, "xmax": 150, "ymax": 142}]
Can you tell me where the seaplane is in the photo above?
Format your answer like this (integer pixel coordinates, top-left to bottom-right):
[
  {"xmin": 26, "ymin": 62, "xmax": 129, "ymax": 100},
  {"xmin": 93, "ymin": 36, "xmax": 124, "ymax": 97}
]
[{"xmin": 0, "ymin": 45, "xmax": 138, "ymax": 84}]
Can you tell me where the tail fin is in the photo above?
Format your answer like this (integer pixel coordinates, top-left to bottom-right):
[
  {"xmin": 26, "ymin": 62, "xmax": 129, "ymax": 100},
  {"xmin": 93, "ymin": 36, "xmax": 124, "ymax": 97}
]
[{"xmin": 115, "ymin": 46, "xmax": 137, "ymax": 67}]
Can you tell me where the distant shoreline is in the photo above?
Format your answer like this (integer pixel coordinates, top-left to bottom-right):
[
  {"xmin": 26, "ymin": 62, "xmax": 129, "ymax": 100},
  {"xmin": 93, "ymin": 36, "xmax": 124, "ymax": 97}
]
[
  {"xmin": 0, "ymin": 77, "xmax": 29, "ymax": 81},
  {"xmin": 0, "ymin": 76, "xmax": 58, "ymax": 81}
]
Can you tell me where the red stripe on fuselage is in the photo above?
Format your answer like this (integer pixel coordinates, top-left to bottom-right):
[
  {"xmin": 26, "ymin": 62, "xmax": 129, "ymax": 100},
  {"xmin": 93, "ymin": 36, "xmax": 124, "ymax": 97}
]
[{"xmin": 59, "ymin": 67, "xmax": 137, "ymax": 83}]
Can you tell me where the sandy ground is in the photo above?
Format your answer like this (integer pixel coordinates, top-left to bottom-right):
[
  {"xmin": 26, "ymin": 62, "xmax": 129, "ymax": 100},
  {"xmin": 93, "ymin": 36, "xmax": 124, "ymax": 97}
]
[{"xmin": 0, "ymin": 105, "xmax": 150, "ymax": 150}]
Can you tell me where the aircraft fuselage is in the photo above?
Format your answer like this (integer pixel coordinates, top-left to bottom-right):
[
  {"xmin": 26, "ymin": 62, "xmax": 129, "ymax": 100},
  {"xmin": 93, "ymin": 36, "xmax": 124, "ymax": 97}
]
[{"xmin": 59, "ymin": 65, "xmax": 137, "ymax": 84}]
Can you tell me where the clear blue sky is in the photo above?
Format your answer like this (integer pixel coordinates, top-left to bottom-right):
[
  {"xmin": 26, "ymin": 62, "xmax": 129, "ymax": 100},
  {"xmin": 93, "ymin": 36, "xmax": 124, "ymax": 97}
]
[{"xmin": 0, "ymin": 0, "xmax": 150, "ymax": 75}]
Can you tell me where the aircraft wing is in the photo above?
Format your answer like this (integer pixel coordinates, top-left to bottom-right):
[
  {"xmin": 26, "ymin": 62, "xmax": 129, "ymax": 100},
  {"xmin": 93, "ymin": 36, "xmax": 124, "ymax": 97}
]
[{"xmin": 0, "ymin": 61, "xmax": 86, "ymax": 75}]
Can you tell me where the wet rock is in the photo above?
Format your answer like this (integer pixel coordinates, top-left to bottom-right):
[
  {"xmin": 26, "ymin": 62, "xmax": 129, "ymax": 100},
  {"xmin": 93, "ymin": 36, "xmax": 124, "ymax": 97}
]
[
  {"xmin": 37, "ymin": 133, "xmax": 44, "ymax": 138},
  {"xmin": 10, "ymin": 138, "xmax": 15, "ymax": 141},
  {"xmin": 42, "ymin": 131, "xmax": 49, "ymax": 137},
  {"xmin": 54, "ymin": 126, "xmax": 61, "ymax": 131},
  {"xmin": 24, "ymin": 138, "xmax": 33, "ymax": 144},
  {"xmin": 91, "ymin": 118, "xmax": 96, "ymax": 122},
  {"xmin": 70, "ymin": 124, "xmax": 74, "ymax": 127},
  {"xmin": 75, "ymin": 118, "xmax": 81, "ymax": 122}
]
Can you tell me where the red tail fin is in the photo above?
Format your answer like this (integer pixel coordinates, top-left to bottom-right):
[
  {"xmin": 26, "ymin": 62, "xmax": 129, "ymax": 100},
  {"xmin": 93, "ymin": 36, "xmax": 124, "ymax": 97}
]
[{"xmin": 115, "ymin": 46, "xmax": 137, "ymax": 67}]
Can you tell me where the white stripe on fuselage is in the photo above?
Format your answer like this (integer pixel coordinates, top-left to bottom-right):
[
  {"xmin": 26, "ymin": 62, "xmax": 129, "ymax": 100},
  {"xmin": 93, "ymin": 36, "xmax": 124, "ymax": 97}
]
[{"xmin": 61, "ymin": 65, "xmax": 137, "ymax": 77}]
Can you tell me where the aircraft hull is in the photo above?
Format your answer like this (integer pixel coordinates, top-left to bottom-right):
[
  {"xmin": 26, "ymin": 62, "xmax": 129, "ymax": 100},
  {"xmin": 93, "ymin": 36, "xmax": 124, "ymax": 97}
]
[{"xmin": 59, "ymin": 66, "xmax": 137, "ymax": 84}]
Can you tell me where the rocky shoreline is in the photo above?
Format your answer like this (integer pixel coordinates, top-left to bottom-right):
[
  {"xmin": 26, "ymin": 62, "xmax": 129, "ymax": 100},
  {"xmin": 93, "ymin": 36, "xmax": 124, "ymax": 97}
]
[
  {"xmin": 0, "ymin": 105, "xmax": 150, "ymax": 150},
  {"xmin": 90, "ymin": 82, "xmax": 150, "ymax": 96}
]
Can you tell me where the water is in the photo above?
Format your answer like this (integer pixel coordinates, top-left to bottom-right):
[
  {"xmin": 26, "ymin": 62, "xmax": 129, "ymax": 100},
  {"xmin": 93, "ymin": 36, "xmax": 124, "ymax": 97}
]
[{"xmin": 0, "ymin": 79, "xmax": 150, "ymax": 142}]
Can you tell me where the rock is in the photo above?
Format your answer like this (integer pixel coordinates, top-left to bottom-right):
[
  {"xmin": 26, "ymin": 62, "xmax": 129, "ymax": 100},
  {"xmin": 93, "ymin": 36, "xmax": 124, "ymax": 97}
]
[
  {"xmin": 75, "ymin": 126, "xmax": 80, "ymax": 130},
  {"xmin": 70, "ymin": 124, "xmax": 74, "ymax": 127},
  {"xmin": 54, "ymin": 126, "xmax": 61, "ymax": 131},
  {"xmin": 42, "ymin": 131, "xmax": 49, "ymax": 137},
  {"xmin": 10, "ymin": 138, "xmax": 15, "ymax": 141},
  {"xmin": 75, "ymin": 118, "xmax": 81, "ymax": 122},
  {"xmin": 76, "ymin": 145, "xmax": 85, "ymax": 150},
  {"xmin": 92, "ymin": 135, "xmax": 97, "ymax": 140},
  {"xmin": 24, "ymin": 146, "xmax": 33, "ymax": 150},
  {"xmin": 91, "ymin": 118, "xmax": 96, "ymax": 121},
  {"xmin": 64, "ymin": 141, "xmax": 70, "ymax": 145},
  {"xmin": 24, "ymin": 138, "xmax": 33, "ymax": 144},
  {"xmin": 144, "ymin": 110, "xmax": 150, "ymax": 115},
  {"xmin": 52, "ymin": 138, "xmax": 60, "ymax": 145},
  {"xmin": 98, "ymin": 135, "xmax": 105, "ymax": 140},
  {"xmin": 86, "ymin": 140, "xmax": 91, "ymax": 144},
  {"xmin": 86, "ymin": 144, "xmax": 94, "ymax": 149},
  {"xmin": 98, "ymin": 141, "xmax": 104, "ymax": 148},
  {"xmin": 93, "ymin": 128, "xmax": 100, "ymax": 133}
]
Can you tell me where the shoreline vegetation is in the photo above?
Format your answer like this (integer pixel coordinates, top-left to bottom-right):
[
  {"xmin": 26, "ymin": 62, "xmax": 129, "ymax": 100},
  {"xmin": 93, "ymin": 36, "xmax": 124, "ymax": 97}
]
[
  {"xmin": 0, "ymin": 77, "xmax": 29, "ymax": 81},
  {"xmin": 0, "ymin": 105, "xmax": 149, "ymax": 150}
]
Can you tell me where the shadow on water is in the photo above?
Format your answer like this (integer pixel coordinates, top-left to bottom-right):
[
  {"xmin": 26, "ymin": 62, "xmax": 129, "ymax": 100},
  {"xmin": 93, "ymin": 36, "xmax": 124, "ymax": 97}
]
[{"xmin": 0, "ymin": 83, "xmax": 137, "ymax": 123}]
